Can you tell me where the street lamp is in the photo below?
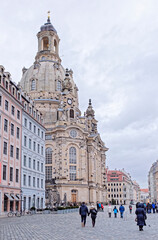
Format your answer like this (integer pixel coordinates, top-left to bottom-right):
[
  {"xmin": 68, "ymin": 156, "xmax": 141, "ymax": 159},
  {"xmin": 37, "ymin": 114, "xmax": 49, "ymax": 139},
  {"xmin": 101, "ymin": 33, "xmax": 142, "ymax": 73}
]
[{"xmin": 20, "ymin": 190, "xmax": 23, "ymax": 213}]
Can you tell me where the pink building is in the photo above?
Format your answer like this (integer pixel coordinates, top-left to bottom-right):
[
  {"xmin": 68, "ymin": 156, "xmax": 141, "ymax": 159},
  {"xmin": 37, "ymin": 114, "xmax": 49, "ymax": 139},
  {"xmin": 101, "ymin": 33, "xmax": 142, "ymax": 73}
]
[{"xmin": 0, "ymin": 65, "xmax": 22, "ymax": 214}]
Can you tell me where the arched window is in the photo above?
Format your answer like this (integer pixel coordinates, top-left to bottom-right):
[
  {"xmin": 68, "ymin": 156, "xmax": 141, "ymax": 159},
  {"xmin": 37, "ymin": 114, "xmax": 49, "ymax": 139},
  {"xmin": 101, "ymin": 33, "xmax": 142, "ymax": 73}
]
[
  {"xmin": 31, "ymin": 79, "xmax": 36, "ymax": 91},
  {"xmin": 54, "ymin": 39, "xmax": 57, "ymax": 53},
  {"xmin": 42, "ymin": 37, "xmax": 49, "ymax": 50},
  {"xmin": 70, "ymin": 109, "xmax": 74, "ymax": 118},
  {"xmin": 56, "ymin": 80, "xmax": 62, "ymax": 91},
  {"xmin": 69, "ymin": 147, "xmax": 76, "ymax": 164},
  {"xmin": 45, "ymin": 147, "xmax": 52, "ymax": 164}
]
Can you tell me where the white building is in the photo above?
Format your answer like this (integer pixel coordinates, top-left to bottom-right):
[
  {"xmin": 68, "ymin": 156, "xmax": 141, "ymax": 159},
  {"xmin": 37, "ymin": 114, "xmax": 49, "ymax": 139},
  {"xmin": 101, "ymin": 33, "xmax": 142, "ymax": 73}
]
[{"xmin": 21, "ymin": 96, "xmax": 46, "ymax": 210}]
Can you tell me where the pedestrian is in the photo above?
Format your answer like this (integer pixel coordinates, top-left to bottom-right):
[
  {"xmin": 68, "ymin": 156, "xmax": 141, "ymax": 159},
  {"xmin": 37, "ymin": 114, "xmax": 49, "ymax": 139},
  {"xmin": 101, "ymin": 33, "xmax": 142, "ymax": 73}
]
[
  {"xmin": 129, "ymin": 204, "xmax": 132, "ymax": 214},
  {"xmin": 89, "ymin": 204, "xmax": 97, "ymax": 227},
  {"xmin": 97, "ymin": 202, "xmax": 100, "ymax": 211},
  {"xmin": 152, "ymin": 202, "xmax": 155, "ymax": 213},
  {"xmin": 119, "ymin": 204, "xmax": 125, "ymax": 218},
  {"xmin": 98, "ymin": 202, "xmax": 101, "ymax": 211},
  {"xmin": 147, "ymin": 203, "xmax": 152, "ymax": 214},
  {"xmin": 101, "ymin": 203, "xmax": 104, "ymax": 212},
  {"xmin": 108, "ymin": 204, "xmax": 112, "ymax": 218},
  {"xmin": 135, "ymin": 203, "xmax": 147, "ymax": 231},
  {"xmin": 156, "ymin": 203, "xmax": 158, "ymax": 213},
  {"xmin": 113, "ymin": 206, "xmax": 118, "ymax": 218},
  {"xmin": 79, "ymin": 202, "xmax": 89, "ymax": 227}
]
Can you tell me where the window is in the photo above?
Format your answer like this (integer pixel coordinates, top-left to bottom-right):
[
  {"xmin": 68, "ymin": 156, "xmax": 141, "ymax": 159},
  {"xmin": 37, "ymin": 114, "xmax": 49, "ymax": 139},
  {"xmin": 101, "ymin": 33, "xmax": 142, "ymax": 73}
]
[
  {"xmin": 16, "ymin": 169, "xmax": 19, "ymax": 183},
  {"xmin": 42, "ymin": 37, "xmax": 49, "ymax": 50},
  {"xmin": 17, "ymin": 110, "xmax": 20, "ymax": 120},
  {"xmin": 70, "ymin": 109, "xmax": 74, "ymax": 118},
  {"xmin": 37, "ymin": 144, "xmax": 40, "ymax": 154},
  {"xmin": 37, "ymin": 178, "xmax": 39, "ymax": 188},
  {"xmin": 37, "ymin": 161, "xmax": 40, "ymax": 171},
  {"xmin": 56, "ymin": 80, "xmax": 62, "ymax": 91},
  {"xmin": 11, "ymin": 105, "xmax": 15, "ymax": 116},
  {"xmin": 45, "ymin": 148, "xmax": 52, "ymax": 164},
  {"xmin": 29, "ymin": 139, "xmax": 32, "ymax": 149},
  {"xmin": 31, "ymin": 79, "xmax": 36, "ymax": 90},
  {"xmin": 5, "ymin": 100, "xmax": 8, "ymax": 111},
  {"xmin": 33, "ymin": 159, "xmax": 36, "ymax": 170},
  {"xmin": 6, "ymin": 81, "xmax": 8, "ymax": 89},
  {"xmin": 3, "ymin": 142, "xmax": 7, "ymax": 155},
  {"xmin": 41, "ymin": 131, "xmax": 44, "ymax": 139},
  {"xmin": 69, "ymin": 166, "xmax": 76, "ymax": 180},
  {"xmin": 3, "ymin": 165, "xmax": 7, "ymax": 180},
  {"xmin": 23, "ymin": 155, "xmax": 27, "ymax": 167},
  {"xmin": 34, "ymin": 125, "xmax": 36, "ymax": 134},
  {"xmin": 29, "ymin": 122, "xmax": 32, "ymax": 131},
  {"xmin": 29, "ymin": 157, "xmax": 31, "ymax": 168},
  {"xmin": 45, "ymin": 166, "xmax": 52, "ymax": 180},
  {"xmin": 17, "ymin": 127, "xmax": 20, "ymax": 139},
  {"xmin": 24, "ymin": 118, "xmax": 27, "ymax": 127},
  {"xmin": 28, "ymin": 176, "xmax": 31, "ymax": 186},
  {"xmin": 33, "ymin": 141, "xmax": 36, "ymax": 151},
  {"xmin": 41, "ymin": 163, "xmax": 43, "ymax": 172},
  {"xmin": 24, "ymin": 136, "xmax": 27, "ymax": 147},
  {"xmin": 11, "ymin": 123, "xmax": 14, "ymax": 136},
  {"xmin": 23, "ymin": 174, "xmax": 26, "ymax": 186},
  {"xmin": 38, "ymin": 128, "xmax": 40, "ymax": 136},
  {"xmin": 41, "ymin": 179, "xmax": 43, "ymax": 188},
  {"xmin": 10, "ymin": 167, "xmax": 13, "ymax": 181},
  {"xmin": 0, "ymin": 95, "xmax": 2, "ymax": 106},
  {"xmin": 69, "ymin": 147, "xmax": 76, "ymax": 164},
  {"xmin": 4, "ymin": 119, "xmax": 8, "ymax": 132},
  {"xmin": 33, "ymin": 177, "xmax": 35, "ymax": 187},
  {"xmin": 41, "ymin": 146, "xmax": 43, "ymax": 155},
  {"xmin": 10, "ymin": 145, "xmax": 14, "ymax": 157},
  {"xmin": 70, "ymin": 130, "xmax": 77, "ymax": 138},
  {"xmin": 16, "ymin": 148, "xmax": 19, "ymax": 160}
]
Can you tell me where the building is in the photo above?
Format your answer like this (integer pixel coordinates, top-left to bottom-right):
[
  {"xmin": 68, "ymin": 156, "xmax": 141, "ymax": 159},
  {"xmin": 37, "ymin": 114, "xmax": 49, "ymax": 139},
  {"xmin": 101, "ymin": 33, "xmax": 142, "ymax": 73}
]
[
  {"xmin": 0, "ymin": 66, "xmax": 22, "ymax": 214},
  {"xmin": 140, "ymin": 189, "xmax": 149, "ymax": 203},
  {"xmin": 107, "ymin": 169, "xmax": 140, "ymax": 205},
  {"xmin": 21, "ymin": 94, "xmax": 46, "ymax": 211},
  {"xmin": 19, "ymin": 14, "xmax": 108, "ymax": 205},
  {"xmin": 148, "ymin": 160, "xmax": 158, "ymax": 202}
]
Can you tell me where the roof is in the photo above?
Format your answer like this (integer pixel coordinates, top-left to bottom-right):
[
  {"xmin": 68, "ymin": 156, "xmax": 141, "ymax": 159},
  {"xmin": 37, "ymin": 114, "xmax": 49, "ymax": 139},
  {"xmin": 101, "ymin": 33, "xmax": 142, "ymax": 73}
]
[{"xmin": 140, "ymin": 189, "xmax": 149, "ymax": 193}]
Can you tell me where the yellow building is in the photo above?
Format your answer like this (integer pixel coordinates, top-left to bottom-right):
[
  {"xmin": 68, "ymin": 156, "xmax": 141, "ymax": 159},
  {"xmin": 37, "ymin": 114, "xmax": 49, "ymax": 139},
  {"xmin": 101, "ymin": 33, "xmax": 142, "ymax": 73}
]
[{"xmin": 19, "ymin": 15, "xmax": 108, "ymax": 205}]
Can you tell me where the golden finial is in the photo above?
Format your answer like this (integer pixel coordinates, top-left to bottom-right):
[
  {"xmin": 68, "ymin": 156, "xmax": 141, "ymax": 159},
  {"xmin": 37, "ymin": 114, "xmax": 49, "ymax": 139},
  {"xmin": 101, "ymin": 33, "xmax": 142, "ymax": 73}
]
[{"xmin": 48, "ymin": 11, "xmax": 50, "ymax": 19}]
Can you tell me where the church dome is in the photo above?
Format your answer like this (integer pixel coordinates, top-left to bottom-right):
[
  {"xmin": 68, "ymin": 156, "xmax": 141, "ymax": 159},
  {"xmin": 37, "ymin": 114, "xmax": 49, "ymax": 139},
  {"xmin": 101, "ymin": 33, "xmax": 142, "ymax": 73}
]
[{"xmin": 40, "ymin": 18, "xmax": 57, "ymax": 33}]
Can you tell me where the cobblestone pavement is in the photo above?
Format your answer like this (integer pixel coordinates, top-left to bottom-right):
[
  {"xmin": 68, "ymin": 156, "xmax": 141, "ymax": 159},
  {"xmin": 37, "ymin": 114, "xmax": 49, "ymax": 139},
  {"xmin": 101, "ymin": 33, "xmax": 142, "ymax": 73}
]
[{"xmin": 0, "ymin": 206, "xmax": 158, "ymax": 240}]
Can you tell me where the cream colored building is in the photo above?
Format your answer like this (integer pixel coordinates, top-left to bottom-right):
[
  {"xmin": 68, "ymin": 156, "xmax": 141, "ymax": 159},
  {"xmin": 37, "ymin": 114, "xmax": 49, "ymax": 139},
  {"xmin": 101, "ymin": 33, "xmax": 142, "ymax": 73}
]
[
  {"xmin": 19, "ymin": 15, "xmax": 108, "ymax": 205},
  {"xmin": 148, "ymin": 160, "xmax": 158, "ymax": 202}
]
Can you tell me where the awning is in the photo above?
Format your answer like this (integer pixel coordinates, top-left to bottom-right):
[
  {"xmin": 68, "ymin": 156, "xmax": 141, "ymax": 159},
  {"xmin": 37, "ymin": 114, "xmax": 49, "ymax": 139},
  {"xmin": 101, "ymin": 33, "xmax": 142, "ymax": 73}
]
[
  {"xmin": 11, "ymin": 194, "xmax": 19, "ymax": 201},
  {"xmin": 4, "ymin": 193, "xmax": 14, "ymax": 201},
  {"xmin": 16, "ymin": 194, "xmax": 20, "ymax": 199}
]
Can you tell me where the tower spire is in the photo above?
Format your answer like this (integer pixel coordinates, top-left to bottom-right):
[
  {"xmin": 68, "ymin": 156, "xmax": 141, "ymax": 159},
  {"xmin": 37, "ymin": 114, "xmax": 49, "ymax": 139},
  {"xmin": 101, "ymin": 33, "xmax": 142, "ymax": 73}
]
[{"xmin": 47, "ymin": 11, "xmax": 50, "ymax": 23}]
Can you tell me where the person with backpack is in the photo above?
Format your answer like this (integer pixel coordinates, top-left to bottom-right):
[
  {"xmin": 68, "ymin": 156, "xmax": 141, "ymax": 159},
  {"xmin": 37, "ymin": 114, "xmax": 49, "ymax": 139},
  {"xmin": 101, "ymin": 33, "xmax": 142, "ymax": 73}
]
[
  {"xmin": 113, "ymin": 206, "xmax": 118, "ymax": 218},
  {"xmin": 89, "ymin": 204, "xmax": 97, "ymax": 227},
  {"xmin": 79, "ymin": 202, "xmax": 89, "ymax": 227},
  {"xmin": 129, "ymin": 204, "xmax": 132, "ymax": 214},
  {"xmin": 119, "ymin": 204, "xmax": 125, "ymax": 218}
]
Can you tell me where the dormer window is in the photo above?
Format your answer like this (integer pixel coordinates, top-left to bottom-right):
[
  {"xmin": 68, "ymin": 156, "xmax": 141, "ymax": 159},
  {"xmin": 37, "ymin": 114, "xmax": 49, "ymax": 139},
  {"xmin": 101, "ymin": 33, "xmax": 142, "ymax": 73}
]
[
  {"xmin": 31, "ymin": 79, "xmax": 36, "ymax": 91},
  {"xmin": 54, "ymin": 39, "xmax": 57, "ymax": 53},
  {"xmin": 6, "ymin": 81, "xmax": 8, "ymax": 90}
]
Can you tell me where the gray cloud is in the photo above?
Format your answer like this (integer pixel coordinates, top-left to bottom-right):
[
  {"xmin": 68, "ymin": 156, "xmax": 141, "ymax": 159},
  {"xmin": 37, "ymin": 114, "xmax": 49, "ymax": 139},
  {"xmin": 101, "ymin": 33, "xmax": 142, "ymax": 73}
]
[{"xmin": 1, "ymin": 0, "xmax": 158, "ymax": 187}]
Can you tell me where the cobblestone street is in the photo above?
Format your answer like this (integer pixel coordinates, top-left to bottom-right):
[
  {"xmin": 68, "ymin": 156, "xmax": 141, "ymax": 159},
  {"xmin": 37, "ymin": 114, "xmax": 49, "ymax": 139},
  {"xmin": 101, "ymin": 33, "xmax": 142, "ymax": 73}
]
[{"xmin": 0, "ymin": 206, "xmax": 158, "ymax": 240}]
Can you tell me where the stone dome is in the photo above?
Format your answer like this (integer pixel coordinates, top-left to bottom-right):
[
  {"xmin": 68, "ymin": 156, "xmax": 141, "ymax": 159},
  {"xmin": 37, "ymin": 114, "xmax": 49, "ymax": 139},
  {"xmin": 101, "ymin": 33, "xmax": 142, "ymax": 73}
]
[{"xmin": 40, "ymin": 19, "xmax": 57, "ymax": 33}]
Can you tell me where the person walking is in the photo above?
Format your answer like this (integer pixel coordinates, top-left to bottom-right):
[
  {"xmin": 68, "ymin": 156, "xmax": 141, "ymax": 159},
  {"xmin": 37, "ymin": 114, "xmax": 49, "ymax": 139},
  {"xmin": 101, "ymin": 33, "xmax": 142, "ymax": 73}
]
[
  {"xmin": 119, "ymin": 204, "xmax": 125, "ymax": 218},
  {"xmin": 79, "ymin": 202, "xmax": 89, "ymax": 227},
  {"xmin": 89, "ymin": 204, "xmax": 97, "ymax": 227},
  {"xmin": 113, "ymin": 206, "xmax": 118, "ymax": 218},
  {"xmin": 135, "ymin": 203, "xmax": 147, "ymax": 231},
  {"xmin": 129, "ymin": 204, "xmax": 132, "ymax": 214},
  {"xmin": 152, "ymin": 202, "xmax": 156, "ymax": 213},
  {"xmin": 101, "ymin": 203, "xmax": 104, "ymax": 212},
  {"xmin": 108, "ymin": 204, "xmax": 112, "ymax": 218}
]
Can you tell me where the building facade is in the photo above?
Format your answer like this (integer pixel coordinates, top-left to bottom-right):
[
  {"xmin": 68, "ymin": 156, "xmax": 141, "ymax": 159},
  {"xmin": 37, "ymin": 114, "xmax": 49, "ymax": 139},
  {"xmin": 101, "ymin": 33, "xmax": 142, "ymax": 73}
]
[
  {"xmin": 19, "ymin": 15, "xmax": 108, "ymax": 205},
  {"xmin": 21, "ymin": 95, "xmax": 45, "ymax": 210},
  {"xmin": 0, "ymin": 66, "xmax": 22, "ymax": 214},
  {"xmin": 107, "ymin": 169, "xmax": 140, "ymax": 205},
  {"xmin": 148, "ymin": 160, "xmax": 158, "ymax": 202},
  {"xmin": 140, "ymin": 189, "xmax": 149, "ymax": 203}
]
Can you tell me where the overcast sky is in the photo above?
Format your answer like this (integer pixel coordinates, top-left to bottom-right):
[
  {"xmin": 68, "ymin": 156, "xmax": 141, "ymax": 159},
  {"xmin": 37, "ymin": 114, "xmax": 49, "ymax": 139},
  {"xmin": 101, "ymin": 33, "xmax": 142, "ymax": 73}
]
[{"xmin": 1, "ymin": 0, "xmax": 158, "ymax": 188}]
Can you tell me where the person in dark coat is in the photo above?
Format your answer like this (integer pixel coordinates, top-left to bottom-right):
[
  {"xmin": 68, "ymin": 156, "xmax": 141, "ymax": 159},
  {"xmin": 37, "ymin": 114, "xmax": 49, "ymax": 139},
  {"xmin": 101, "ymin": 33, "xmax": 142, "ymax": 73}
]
[
  {"xmin": 135, "ymin": 203, "xmax": 147, "ymax": 231},
  {"xmin": 79, "ymin": 202, "xmax": 89, "ymax": 227},
  {"xmin": 89, "ymin": 205, "xmax": 97, "ymax": 227},
  {"xmin": 119, "ymin": 204, "xmax": 125, "ymax": 218},
  {"xmin": 152, "ymin": 202, "xmax": 155, "ymax": 213}
]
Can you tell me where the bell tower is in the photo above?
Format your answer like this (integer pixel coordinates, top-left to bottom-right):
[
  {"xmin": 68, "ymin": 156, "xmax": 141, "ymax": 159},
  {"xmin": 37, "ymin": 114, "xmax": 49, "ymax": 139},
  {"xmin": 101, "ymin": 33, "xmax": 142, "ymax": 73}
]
[{"xmin": 35, "ymin": 12, "xmax": 61, "ymax": 63}]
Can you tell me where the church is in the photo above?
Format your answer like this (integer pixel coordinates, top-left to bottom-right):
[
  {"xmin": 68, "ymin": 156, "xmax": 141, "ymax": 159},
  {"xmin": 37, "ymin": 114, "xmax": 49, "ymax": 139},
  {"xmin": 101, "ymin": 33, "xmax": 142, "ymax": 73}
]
[{"xmin": 19, "ymin": 13, "xmax": 108, "ymax": 205}]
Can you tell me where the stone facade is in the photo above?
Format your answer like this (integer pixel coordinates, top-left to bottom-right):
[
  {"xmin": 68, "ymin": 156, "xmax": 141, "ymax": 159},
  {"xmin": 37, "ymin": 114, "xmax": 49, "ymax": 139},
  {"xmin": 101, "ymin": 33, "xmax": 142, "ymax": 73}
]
[
  {"xmin": 19, "ymin": 15, "xmax": 108, "ymax": 205},
  {"xmin": 148, "ymin": 160, "xmax": 158, "ymax": 202}
]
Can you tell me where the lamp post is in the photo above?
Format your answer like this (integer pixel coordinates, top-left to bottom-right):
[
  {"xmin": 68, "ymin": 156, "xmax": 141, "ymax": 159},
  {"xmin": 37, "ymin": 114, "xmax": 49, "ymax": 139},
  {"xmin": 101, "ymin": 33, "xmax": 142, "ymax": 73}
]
[{"xmin": 20, "ymin": 190, "xmax": 23, "ymax": 213}]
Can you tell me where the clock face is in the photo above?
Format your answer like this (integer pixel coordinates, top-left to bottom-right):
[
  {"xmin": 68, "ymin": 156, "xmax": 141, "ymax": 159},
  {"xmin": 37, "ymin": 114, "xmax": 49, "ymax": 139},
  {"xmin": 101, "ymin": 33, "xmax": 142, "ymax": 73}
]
[{"xmin": 67, "ymin": 98, "xmax": 72, "ymax": 105}]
